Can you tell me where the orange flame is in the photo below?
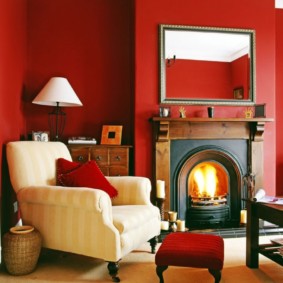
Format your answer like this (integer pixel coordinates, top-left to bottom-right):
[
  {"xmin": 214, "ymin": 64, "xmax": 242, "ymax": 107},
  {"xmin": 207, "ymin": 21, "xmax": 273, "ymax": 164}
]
[{"xmin": 193, "ymin": 164, "xmax": 218, "ymax": 197}]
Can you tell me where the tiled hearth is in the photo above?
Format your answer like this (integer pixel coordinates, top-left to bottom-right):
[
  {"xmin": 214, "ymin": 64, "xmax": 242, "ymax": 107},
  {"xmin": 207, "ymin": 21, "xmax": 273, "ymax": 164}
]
[{"xmin": 151, "ymin": 117, "xmax": 273, "ymax": 229}]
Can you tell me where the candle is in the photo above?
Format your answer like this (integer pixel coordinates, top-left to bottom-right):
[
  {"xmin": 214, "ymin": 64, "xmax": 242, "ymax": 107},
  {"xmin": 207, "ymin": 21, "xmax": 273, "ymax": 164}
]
[
  {"xmin": 240, "ymin": 209, "xmax": 247, "ymax": 224},
  {"xmin": 177, "ymin": 220, "xmax": 186, "ymax": 232},
  {"xmin": 156, "ymin": 180, "xmax": 165, "ymax": 198},
  {"xmin": 161, "ymin": 221, "xmax": 169, "ymax": 230},
  {"xmin": 168, "ymin": 211, "xmax": 177, "ymax": 222}
]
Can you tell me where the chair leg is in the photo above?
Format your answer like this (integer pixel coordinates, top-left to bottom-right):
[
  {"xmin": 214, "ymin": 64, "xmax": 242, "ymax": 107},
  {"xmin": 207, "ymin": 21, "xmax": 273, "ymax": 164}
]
[
  {"xmin": 149, "ymin": 236, "xmax": 158, "ymax": 254},
  {"xmin": 156, "ymin": 265, "xmax": 168, "ymax": 283},
  {"xmin": 107, "ymin": 261, "xmax": 120, "ymax": 282},
  {"xmin": 208, "ymin": 268, "xmax": 222, "ymax": 283}
]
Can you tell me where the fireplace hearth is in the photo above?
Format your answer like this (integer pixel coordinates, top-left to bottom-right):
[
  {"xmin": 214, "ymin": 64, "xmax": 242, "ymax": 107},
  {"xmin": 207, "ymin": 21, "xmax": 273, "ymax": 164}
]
[{"xmin": 151, "ymin": 117, "xmax": 273, "ymax": 229}]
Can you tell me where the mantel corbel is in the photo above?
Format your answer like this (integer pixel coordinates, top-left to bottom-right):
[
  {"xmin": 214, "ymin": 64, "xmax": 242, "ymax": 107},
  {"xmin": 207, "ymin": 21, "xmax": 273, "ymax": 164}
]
[
  {"xmin": 157, "ymin": 121, "xmax": 169, "ymax": 141},
  {"xmin": 251, "ymin": 121, "xmax": 266, "ymax": 142}
]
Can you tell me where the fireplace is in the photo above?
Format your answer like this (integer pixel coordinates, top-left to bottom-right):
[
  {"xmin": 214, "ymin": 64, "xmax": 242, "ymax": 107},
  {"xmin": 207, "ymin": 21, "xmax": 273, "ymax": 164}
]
[
  {"xmin": 172, "ymin": 141, "xmax": 246, "ymax": 228},
  {"xmin": 151, "ymin": 117, "xmax": 272, "ymax": 229}
]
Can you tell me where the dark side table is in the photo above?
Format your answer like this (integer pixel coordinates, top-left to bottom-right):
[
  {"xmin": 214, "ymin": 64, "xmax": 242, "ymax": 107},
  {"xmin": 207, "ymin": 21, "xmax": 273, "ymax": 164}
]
[{"xmin": 246, "ymin": 200, "xmax": 283, "ymax": 268}]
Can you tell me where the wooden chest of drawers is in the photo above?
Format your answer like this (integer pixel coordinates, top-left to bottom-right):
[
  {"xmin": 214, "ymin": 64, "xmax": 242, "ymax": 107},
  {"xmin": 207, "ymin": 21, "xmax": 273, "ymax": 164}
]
[{"xmin": 67, "ymin": 144, "xmax": 132, "ymax": 176}]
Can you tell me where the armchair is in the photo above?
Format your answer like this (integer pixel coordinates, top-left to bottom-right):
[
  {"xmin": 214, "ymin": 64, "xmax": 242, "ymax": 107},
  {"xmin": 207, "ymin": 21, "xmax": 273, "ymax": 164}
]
[{"xmin": 6, "ymin": 141, "xmax": 161, "ymax": 282}]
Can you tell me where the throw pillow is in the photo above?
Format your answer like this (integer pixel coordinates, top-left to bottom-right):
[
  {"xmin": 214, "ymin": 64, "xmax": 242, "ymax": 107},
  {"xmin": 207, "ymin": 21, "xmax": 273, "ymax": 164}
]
[
  {"xmin": 57, "ymin": 158, "xmax": 81, "ymax": 184},
  {"xmin": 57, "ymin": 158, "xmax": 118, "ymax": 198}
]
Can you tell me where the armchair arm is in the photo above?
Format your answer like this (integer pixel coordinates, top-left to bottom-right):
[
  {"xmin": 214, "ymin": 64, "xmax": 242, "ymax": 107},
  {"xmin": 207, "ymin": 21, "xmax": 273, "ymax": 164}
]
[
  {"xmin": 17, "ymin": 185, "xmax": 113, "ymax": 217},
  {"xmin": 17, "ymin": 185, "xmax": 123, "ymax": 262},
  {"xmin": 107, "ymin": 176, "xmax": 152, "ymax": 205}
]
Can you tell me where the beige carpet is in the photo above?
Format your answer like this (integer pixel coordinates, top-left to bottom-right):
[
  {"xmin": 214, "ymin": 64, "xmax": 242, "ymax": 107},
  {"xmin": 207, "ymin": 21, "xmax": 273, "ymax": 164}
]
[{"xmin": 0, "ymin": 236, "xmax": 282, "ymax": 283}]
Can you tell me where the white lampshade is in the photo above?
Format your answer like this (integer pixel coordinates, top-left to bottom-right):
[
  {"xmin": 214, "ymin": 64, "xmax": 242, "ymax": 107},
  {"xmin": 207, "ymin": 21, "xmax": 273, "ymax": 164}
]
[{"xmin": 32, "ymin": 77, "xmax": 83, "ymax": 107}]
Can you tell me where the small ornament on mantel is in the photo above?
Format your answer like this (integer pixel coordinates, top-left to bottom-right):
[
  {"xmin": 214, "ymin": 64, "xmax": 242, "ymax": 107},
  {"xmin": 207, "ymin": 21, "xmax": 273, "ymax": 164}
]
[
  {"xmin": 244, "ymin": 107, "xmax": 254, "ymax": 118},
  {"xmin": 179, "ymin": 106, "xmax": 186, "ymax": 118}
]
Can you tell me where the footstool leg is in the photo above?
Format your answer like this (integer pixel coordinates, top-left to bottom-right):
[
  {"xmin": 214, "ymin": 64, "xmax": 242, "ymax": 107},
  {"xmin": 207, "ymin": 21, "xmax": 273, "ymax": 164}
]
[
  {"xmin": 149, "ymin": 236, "xmax": 158, "ymax": 254},
  {"xmin": 156, "ymin": 265, "xmax": 168, "ymax": 283},
  {"xmin": 208, "ymin": 268, "xmax": 222, "ymax": 283}
]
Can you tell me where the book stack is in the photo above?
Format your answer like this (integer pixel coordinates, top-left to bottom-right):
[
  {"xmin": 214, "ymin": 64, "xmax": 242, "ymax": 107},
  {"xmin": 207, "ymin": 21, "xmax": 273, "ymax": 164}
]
[{"xmin": 68, "ymin": 137, "xmax": 97, "ymax": 144}]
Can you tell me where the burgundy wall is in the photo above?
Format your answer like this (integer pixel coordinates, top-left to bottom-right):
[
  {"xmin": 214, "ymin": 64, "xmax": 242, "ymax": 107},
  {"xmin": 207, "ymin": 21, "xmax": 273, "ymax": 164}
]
[
  {"xmin": 0, "ymin": 0, "xmax": 27, "ymax": 160},
  {"xmin": 135, "ymin": 0, "xmax": 276, "ymax": 195},
  {"xmin": 276, "ymin": 8, "xmax": 283, "ymax": 196},
  {"xmin": 25, "ymin": 0, "xmax": 134, "ymax": 146}
]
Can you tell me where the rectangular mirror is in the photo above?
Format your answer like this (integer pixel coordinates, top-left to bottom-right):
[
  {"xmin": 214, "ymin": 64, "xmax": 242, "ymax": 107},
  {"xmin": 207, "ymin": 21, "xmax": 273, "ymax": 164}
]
[{"xmin": 159, "ymin": 24, "xmax": 256, "ymax": 106}]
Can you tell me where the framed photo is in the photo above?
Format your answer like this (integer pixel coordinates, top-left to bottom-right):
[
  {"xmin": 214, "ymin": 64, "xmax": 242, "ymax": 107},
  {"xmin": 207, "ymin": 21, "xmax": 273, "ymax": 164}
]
[
  {"xmin": 233, "ymin": 87, "xmax": 244, "ymax": 100},
  {"xmin": 254, "ymin": 104, "xmax": 266, "ymax": 118},
  {"xmin": 101, "ymin": 125, "xmax": 123, "ymax": 145},
  {"xmin": 32, "ymin": 131, "xmax": 49, "ymax": 142}
]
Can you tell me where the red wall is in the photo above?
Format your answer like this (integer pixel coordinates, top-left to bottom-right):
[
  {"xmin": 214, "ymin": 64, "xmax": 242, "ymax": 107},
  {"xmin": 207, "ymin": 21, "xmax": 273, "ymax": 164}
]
[
  {"xmin": 0, "ymin": 0, "xmax": 27, "ymax": 232},
  {"xmin": 135, "ymin": 0, "xmax": 276, "ymax": 195},
  {"xmin": 25, "ymin": 0, "xmax": 134, "ymax": 145},
  {"xmin": 167, "ymin": 59, "xmax": 233, "ymax": 99},
  {"xmin": 231, "ymin": 55, "xmax": 249, "ymax": 99},
  {"xmin": 276, "ymin": 9, "xmax": 283, "ymax": 196},
  {"xmin": 167, "ymin": 56, "xmax": 249, "ymax": 100}
]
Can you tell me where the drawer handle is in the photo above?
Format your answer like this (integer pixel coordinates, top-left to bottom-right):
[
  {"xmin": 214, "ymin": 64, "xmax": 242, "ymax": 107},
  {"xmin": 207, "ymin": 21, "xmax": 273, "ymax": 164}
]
[
  {"xmin": 115, "ymin": 156, "xmax": 121, "ymax": 161},
  {"xmin": 78, "ymin": 155, "xmax": 84, "ymax": 161},
  {"xmin": 96, "ymin": 156, "xmax": 102, "ymax": 161}
]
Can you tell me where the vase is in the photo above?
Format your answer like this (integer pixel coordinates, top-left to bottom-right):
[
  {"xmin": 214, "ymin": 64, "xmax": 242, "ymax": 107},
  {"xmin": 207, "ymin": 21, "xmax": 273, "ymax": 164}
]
[{"xmin": 2, "ymin": 225, "xmax": 42, "ymax": 275}]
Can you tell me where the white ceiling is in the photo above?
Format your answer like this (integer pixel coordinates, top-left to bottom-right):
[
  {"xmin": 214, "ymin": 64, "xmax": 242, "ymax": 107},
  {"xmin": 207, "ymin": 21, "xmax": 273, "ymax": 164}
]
[
  {"xmin": 276, "ymin": 0, "xmax": 283, "ymax": 8},
  {"xmin": 165, "ymin": 30, "xmax": 250, "ymax": 63}
]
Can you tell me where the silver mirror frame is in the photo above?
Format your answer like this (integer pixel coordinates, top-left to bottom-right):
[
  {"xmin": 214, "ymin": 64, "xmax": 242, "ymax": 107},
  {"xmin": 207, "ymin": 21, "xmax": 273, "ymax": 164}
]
[{"xmin": 159, "ymin": 24, "xmax": 256, "ymax": 106}]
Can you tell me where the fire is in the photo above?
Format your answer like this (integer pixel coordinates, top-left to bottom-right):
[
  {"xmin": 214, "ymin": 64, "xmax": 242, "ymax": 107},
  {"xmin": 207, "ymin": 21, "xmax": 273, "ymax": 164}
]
[{"xmin": 193, "ymin": 164, "xmax": 218, "ymax": 197}]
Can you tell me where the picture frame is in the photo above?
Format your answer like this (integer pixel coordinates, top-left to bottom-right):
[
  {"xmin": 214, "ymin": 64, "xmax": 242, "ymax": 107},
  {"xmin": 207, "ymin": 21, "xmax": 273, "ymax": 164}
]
[
  {"xmin": 254, "ymin": 104, "xmax": 266, "ymax": 118},
  {"xmin": 100, "ymin": 125, "xmax": 123, "ymax": 145},
  {"xmin": 32, "ymin": 131, "xmax": 49, "ymax": 142},
  {"xmin": 233, "ymin": 87, "xmax": 244, "ymax": 100}
]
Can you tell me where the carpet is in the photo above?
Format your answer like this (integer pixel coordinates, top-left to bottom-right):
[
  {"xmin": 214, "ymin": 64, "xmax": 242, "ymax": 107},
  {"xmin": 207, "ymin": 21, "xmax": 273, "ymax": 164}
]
[{"xmin": 0, "ymin": 236, "xmax": 282, "ymax": 282}]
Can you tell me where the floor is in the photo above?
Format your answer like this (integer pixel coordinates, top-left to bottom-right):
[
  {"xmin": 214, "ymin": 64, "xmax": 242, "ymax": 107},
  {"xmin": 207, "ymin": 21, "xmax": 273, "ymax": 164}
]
[{"xmin": 191, "ymin": 226, "xmax": 283, "ymax": 238}]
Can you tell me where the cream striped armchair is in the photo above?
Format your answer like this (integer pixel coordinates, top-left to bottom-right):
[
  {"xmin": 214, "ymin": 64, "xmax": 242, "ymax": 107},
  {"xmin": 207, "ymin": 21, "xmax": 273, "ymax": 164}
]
[{"xmin": 6, "ymin": 141, "xmax": 160, "ymax": 282}]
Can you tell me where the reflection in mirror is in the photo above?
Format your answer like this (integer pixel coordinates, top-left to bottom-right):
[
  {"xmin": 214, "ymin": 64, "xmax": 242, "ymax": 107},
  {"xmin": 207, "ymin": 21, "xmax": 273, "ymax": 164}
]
[{"xmin": 159, "ymin": 24, "xmax": 256, "ymax": 105}]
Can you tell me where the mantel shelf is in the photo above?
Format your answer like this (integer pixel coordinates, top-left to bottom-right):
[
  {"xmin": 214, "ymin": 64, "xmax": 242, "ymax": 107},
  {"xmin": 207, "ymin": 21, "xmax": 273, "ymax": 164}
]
[{"xmin": 151, "ymin": 117, "xmax": 274, "ymax": 123}]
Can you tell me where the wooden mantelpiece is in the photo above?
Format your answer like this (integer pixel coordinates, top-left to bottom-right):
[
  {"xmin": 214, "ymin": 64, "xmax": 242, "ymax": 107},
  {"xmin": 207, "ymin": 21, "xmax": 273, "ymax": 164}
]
[{"xmin": 151, "ymin": 117, "xmax": 273, "ymax": 212}]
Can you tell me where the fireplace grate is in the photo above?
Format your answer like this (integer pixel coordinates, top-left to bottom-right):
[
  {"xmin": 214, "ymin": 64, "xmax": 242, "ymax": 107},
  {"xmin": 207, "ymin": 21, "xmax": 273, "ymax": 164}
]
[
  {"xmin": 190, "ymin": 194, "xmax": 227, "ymax": 206},
  {"xmin": 187, "ymin": 205, "xmax": 229, "ymax": 228}
]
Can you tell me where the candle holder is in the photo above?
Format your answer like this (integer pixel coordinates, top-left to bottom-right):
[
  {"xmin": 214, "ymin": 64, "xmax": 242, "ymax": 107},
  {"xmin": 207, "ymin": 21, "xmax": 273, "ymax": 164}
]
[{"xmin": 156, "ymin": 198, "xmax": 165, "ymax": 220}]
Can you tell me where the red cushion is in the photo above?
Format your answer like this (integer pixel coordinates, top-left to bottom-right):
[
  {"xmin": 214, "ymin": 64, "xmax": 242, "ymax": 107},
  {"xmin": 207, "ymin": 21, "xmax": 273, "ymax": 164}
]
[
  {"xmin": 57, "ymin": 158, "xmax": 118, "ymax": 198},
  {"xmin": 155, "ymin": 232, "xmax": 224, "ymax": 270},
  {"xmin": 57, "ymin": 158, "xmax": 81, "ymax": 185}
]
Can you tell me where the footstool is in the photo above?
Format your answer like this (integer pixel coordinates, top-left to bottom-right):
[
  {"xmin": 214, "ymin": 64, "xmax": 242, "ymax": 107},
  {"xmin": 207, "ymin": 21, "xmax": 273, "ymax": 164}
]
[{"xmin": 155, "ymin": 232, "xmax": 224, "ymax": 283}]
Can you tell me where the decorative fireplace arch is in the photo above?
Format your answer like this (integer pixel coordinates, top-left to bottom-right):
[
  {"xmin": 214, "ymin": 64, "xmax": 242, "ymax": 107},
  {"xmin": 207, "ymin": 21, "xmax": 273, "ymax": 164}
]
[{"xmin": 177, "ymin": 146, "xmax": 243, "ymax": 227}]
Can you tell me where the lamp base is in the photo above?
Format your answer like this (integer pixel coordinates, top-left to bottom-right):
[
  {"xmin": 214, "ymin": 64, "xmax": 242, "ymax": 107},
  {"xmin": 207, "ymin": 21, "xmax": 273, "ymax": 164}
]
[{"xmin": 48, "ymin": 103, "xmax": 66, "ymax": 141}]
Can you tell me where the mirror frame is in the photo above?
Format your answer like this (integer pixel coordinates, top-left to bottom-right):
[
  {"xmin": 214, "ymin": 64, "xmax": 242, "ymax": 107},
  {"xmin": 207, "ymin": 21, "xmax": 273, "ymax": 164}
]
[{"xmin": 159, "ymin": 24, "xmax": 256, "ymax": 106}]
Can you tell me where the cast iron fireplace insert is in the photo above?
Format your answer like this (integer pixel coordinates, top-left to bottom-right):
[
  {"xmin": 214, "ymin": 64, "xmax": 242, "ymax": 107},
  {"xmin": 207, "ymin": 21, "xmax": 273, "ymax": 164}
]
[{"xmin": 171, "ymin": 140, "xmax": 247, "ymax": 228}]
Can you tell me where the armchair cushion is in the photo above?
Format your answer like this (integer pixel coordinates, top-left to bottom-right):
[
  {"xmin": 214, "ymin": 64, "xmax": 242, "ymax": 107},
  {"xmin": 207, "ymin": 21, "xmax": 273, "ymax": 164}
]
[
  {"xmin": 112, "ymin": 205, "xmax": 159, "ymax": 233},
  {"xmin": 57, "ymin": 158, "xmax": 118, "ymax": 198}
]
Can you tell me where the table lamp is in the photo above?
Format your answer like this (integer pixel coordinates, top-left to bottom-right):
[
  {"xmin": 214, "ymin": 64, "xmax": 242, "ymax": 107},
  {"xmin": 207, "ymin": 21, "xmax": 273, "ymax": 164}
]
[{"xmin": 32, "ymin": 77, "xmax": 83, "ymax": 141}]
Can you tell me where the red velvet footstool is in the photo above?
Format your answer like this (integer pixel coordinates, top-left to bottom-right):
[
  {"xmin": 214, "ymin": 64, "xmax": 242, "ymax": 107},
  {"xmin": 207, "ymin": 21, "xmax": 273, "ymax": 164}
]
[{"xmin": 155, "ymin": 233, "xmax": 224, "ymax": 283}]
